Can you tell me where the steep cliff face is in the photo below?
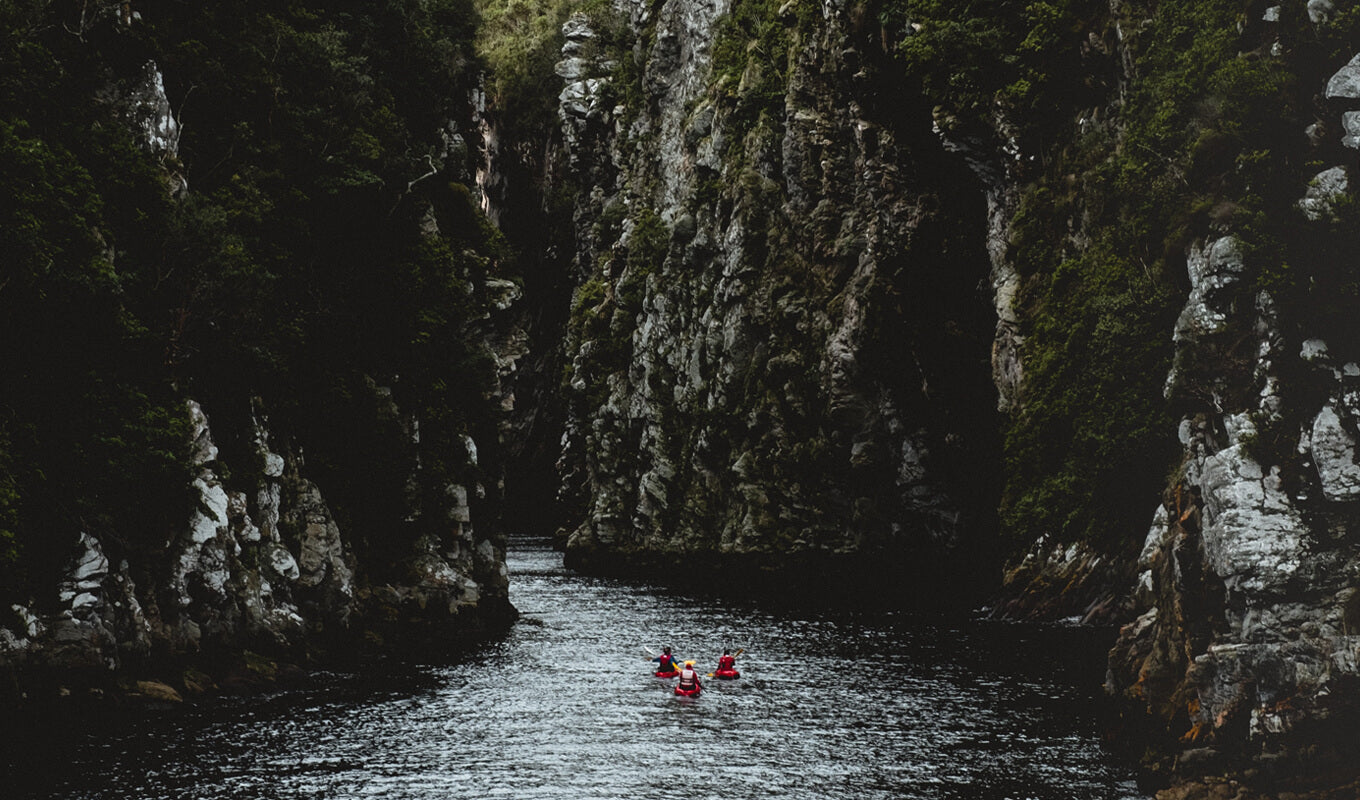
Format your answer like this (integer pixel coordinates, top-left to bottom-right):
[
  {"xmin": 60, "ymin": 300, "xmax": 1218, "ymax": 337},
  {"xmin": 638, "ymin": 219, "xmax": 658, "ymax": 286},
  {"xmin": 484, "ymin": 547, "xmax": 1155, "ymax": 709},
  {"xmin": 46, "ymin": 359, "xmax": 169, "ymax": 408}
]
[
  {"xmin": 1001, "ymin": 2, "xmax": 1360, "ymax": 793},
  {"xmin": 1106, "ymin": 68, "xmax": 1360, "ymax": 794},
  {"xmin": 0, "ymin": 1, "xmax": 520, "ymax": 700},
  {"xmin": 547, "ymin": 0, "xmax": 1002, "ymax": 601}
]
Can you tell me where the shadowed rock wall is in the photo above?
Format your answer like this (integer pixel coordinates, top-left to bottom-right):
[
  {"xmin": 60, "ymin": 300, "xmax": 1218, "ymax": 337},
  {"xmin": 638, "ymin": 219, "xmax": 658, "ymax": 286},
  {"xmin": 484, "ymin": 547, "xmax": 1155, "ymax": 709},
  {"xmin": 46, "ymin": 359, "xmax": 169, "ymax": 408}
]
[{"xmin": 545, "ymin": 1, "xmax": 1003, "ymax": 604}]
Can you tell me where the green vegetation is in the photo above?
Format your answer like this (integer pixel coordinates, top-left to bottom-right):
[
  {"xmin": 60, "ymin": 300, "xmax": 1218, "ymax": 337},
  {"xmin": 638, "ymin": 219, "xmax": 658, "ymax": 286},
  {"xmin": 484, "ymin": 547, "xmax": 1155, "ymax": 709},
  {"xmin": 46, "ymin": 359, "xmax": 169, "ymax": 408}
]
[
  {"xmin": 709, "ymin": 0, "xmax": 811, "ymax": 165},
  {"xmin": 563, "ymin": 203, "xmax": 672, "ymax": 411},
  {"xmin": 885, "ymin": 0, "xmax": 1106, "ymax": 146},
  {"xmin": 1001, "ymin": 0, "xmax": 1299, "ymax": 550},
  {"xmin": 618, "ymin": 206, "xmax": 668, "ymax": 309},
  {"xmin": 475, "ymin": 0, "xmax": 625, "ymax": 132},
  {"xmin": 885, "ymin": 0, "xmax": 1331, "ymax": 551},
  {"xmin": 475, "ymin": 0, "xmax": 575, "ymax": 132},
  {"xmin": 0, "ymin": 0, "xmax": 512, "ymax": 603}
]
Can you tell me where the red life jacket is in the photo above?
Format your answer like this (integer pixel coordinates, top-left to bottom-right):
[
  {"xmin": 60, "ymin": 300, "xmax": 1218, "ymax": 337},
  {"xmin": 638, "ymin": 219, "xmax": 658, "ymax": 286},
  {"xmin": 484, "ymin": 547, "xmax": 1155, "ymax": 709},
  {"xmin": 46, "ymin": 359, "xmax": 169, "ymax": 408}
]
[
  {"xmin": 717, "ymin": 655, "xmax": 735, "ymax": 671},
  {"xmin": 678, "ymin": 667, "xmax": 699, "ymax": 689}
]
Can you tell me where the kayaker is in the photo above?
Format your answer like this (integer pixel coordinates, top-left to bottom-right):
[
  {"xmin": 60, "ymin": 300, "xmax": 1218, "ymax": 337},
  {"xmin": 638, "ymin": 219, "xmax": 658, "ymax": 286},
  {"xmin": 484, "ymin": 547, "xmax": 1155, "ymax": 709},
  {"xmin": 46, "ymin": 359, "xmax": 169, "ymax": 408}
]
[
  {"xmin": 716, "ymin": 649, "xmax": 737, "ymax": 673},
  {"xmin": 652, "ymin": 646, "xmax": 680, "ymax": 675},
  {"xmin": 677, "ymin": 660, "xmax": 703, "ymax": 694}
]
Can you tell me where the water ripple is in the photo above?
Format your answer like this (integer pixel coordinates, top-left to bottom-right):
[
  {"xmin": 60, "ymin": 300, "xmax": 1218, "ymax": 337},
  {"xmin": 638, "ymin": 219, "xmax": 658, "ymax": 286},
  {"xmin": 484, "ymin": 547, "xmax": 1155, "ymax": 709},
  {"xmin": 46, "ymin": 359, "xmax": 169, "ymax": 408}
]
[{"xmin": 4, "ymin": 538, "xmax": 1148, "ymax": 799}]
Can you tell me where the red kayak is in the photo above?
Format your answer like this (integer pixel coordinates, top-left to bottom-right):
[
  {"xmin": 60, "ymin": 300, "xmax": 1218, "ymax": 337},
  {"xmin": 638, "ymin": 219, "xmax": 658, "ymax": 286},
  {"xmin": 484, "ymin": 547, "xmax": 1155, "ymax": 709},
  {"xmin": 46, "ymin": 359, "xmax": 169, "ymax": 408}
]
[
  {"xmin": 654, "ymin": 669, "xmax": 680, "ymax": 678},
  {"xmin": 674, "ymin": 685, "xmax": 701, "ymax": 697},
  {"xmin": 713, "ymin": 668, "xmax": 740, "ymax": 679}
]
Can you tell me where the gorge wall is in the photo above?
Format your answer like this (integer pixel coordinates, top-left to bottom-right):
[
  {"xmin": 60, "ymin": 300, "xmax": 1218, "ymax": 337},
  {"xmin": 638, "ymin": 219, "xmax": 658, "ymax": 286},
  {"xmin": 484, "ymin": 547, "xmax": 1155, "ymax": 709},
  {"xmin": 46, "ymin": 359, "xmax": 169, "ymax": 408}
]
[
  {"xmin": 0, "ymin": 0, "xmax": 521, "ymax": 701},
  {"xmin": 481, "ymin": 0, "xmax": 1360, "ymax": 795},
  {"xmin": 538, "ymin": 0, "xmax": 1006, "ymax": 603}
]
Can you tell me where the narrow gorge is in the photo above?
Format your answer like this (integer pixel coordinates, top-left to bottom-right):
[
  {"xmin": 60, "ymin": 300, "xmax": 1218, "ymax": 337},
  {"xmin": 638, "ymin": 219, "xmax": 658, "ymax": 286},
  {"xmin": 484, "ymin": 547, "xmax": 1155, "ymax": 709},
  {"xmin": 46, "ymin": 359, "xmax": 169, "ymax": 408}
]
[{"xmin": 3, "ymin": 0, "xmax": 1360, "ymax": 797}]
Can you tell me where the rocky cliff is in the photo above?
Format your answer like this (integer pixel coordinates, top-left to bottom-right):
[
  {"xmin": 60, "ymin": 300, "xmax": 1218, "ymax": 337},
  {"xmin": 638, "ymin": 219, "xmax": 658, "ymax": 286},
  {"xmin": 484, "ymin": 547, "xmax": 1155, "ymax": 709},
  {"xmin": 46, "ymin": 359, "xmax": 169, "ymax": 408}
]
[
  {"xmin": 1105, "ymin": 51, "xmax": 1360, "ymax": 796},
  {"xmin": 0, "ymin": 1, "xmax": 520, "ymax": 702},
  {"xmin": 1, "ymin": 394, "xmax": 514, "ymax": 701},
  {"xmin": 7, "ymin": 0, "xmax": 1360, "ymax": 793},
  {"xmin": 535, "ymin": 0, "xmax": 1003, "ymax": 603}
]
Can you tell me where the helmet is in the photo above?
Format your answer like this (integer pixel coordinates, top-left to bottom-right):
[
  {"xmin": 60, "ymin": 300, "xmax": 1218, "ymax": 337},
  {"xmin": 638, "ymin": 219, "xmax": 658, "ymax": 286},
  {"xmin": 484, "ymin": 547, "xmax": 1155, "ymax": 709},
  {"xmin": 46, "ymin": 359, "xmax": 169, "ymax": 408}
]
[{"xmin": 685, "ymin": 660, "xmax": 695, "ymax": 667}]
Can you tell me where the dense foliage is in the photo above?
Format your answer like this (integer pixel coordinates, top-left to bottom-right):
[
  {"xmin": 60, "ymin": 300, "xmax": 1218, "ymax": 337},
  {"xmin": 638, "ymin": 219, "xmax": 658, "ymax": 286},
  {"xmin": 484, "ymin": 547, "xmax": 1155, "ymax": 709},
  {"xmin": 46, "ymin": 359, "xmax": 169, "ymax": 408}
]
[
  {"xmin": 886, "ymin": 0, "xmax": 1360, "ymax": 551},
  {"xmin": 0, "ymin": 0, "xmax": 511, "ymax": 604}
]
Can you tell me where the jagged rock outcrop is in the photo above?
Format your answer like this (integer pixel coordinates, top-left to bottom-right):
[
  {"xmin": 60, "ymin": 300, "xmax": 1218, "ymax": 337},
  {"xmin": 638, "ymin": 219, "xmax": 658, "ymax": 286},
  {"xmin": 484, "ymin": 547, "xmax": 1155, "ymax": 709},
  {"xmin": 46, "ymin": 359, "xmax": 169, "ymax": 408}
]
[
  {"xmin": 0, "ymin": 395, "xmax": 515, "ymax": 698},
  {"xmin": 547, "ymin": 1, "xmax": 1002, "ymax": 601},
  {"xmin": 1108, "ymin": 159, "xmax": 1360, "ymax": 797}
]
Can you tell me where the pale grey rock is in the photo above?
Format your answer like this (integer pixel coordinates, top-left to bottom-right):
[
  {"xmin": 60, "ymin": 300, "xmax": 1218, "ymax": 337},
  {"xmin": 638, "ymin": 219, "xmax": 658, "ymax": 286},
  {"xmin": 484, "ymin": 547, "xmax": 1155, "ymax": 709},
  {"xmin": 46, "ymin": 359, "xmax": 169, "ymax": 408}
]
[
  {"xmin": 411, "ymin": 535, "xmax": 461, "ymax": 586},
  {"xmin": 1306, "ymin": 121, "xmax": 1326, "ymax": 148},
  {"xmin": 555, "ymin": 57, "xmax": 589, "ymax": 80},
  {"xmin": 124, "ymin": 61, "xmax": 180, "ymax": 156},
  {"xmin": 484, "ymin": 278, "xmax": 522, "ymax": 311},
  {"xmin": 1343, "ymin": 111, "xmax": 1360, "ymax": 149},
  {"xmin": 562, "ymin": 11, "xmax": 595, "ymax": 42},
  {"xmin": 188, "ymin": 476, "xmax": 229, "ymax": 545},
  {"xmin": 448, "ymin": 483, "xmax": 471, "ymax": 523},
  {"xmin": 70, "ymin": 533, "xmax": 109, "ymax": 588},
  {"xmin": 1173, "ymin": 236, "xmax": 1245, "ymax": 344},
  {"xmin": 256, "ymin": 481, "xmax": 282, "ymax": 540},
  {"xmin": 1298, "ymin": 166, "xmax": 1349, "ymax": 220},
  {"xmin": 289, "ymin": 478, "xmax": 354, "ymax": 602},
  {"xmin": 227, "ymin": 490, "xmax": 261, "ymax": 543},
  {"xmin": 1263, "ymin": 5, "xmax": 1280, "ymax": 22},
  {"xmin": 1309, "ymin": 0, "xmax": 1336, "ymax": 24},
  {"xmin": 1326, "ymin": 54, "xmax": 1360, "ymax": 99},
  {"xmin": 991, "ymin": 249, "xmax": 1024, "ymax": 412},
  {"xmin": 1194, "ymin": 417, "xmax": 1306, "ymax": 594},
  {"xmin": 267, "ymin": 543, "xmax": 301, "ymax": 582},
  {"xmin": 1112, "ymin": 234, "xmax": 1360, "ymax": 777},
  {"xmin": 1308, "ymin": 405, "xmax": 1360, "ymax": 500},
  {"xmin": 1139, "ymin": 505, "xmax": 1169, "ymax": 569},
  {"xmin": 187, "ymin": 400, "xmax": 219, "ymax": 465},
  {"xmin": 1302, "ymin": 338, "xmax": 1330, "ymax": 363},
  {"xmin": 11, "ymin": 605, "xmax": 42, "ymax": 641}
]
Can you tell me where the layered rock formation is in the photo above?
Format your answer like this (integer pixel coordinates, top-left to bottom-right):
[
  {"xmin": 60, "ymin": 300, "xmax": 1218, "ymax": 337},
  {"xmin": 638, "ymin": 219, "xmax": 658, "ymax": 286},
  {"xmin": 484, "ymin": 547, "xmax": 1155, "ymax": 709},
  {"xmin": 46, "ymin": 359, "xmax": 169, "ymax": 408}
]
[
  {"xmin": 1108, "ymin": 147, "xmax": 1360, "ymax": 800},
  {"xmin": 546, "ymin": 1, "xmax": 1002, "ymax": 602}
]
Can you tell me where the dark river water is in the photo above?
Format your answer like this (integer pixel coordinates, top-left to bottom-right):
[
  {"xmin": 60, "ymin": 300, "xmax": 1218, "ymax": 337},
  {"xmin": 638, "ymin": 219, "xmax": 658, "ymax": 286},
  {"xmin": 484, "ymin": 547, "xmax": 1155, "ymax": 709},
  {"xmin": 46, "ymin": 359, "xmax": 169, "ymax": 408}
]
[{"xmin": 6, "ymin": 537, "xmax": 1148, "ymax": 799}]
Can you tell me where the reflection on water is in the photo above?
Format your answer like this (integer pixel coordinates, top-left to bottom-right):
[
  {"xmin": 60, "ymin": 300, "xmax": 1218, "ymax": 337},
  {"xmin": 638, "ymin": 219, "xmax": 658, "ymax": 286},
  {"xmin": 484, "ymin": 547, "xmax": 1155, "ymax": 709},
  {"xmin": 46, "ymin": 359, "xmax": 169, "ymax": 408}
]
[{"xmin": 3, "ymin": 537, "xmax": 1148, "ymax": 799}]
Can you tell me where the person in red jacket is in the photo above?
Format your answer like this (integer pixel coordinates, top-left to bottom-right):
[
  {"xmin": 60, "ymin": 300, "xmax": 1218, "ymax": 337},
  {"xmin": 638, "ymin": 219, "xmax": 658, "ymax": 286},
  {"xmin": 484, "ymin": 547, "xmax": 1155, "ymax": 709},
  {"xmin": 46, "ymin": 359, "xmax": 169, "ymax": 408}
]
[
  {"xmin": 712, "ymin": 647, "xmax": 745, "ymax": 677},
  {"xmin": 676, "ymin": 660, "xmax": 703, "ymax": 695},
  {"xmin": 652, "ymin": 646, "xmax": 681, "ymax": 676}
]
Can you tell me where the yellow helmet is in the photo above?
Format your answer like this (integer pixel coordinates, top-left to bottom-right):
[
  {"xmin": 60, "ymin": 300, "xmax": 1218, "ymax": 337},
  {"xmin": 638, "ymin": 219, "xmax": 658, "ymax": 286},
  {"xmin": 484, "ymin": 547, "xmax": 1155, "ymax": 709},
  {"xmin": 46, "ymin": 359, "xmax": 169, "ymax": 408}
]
[{"xmin": 685, "ymin": 660, "xmax": 695, "ymax": 666}]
